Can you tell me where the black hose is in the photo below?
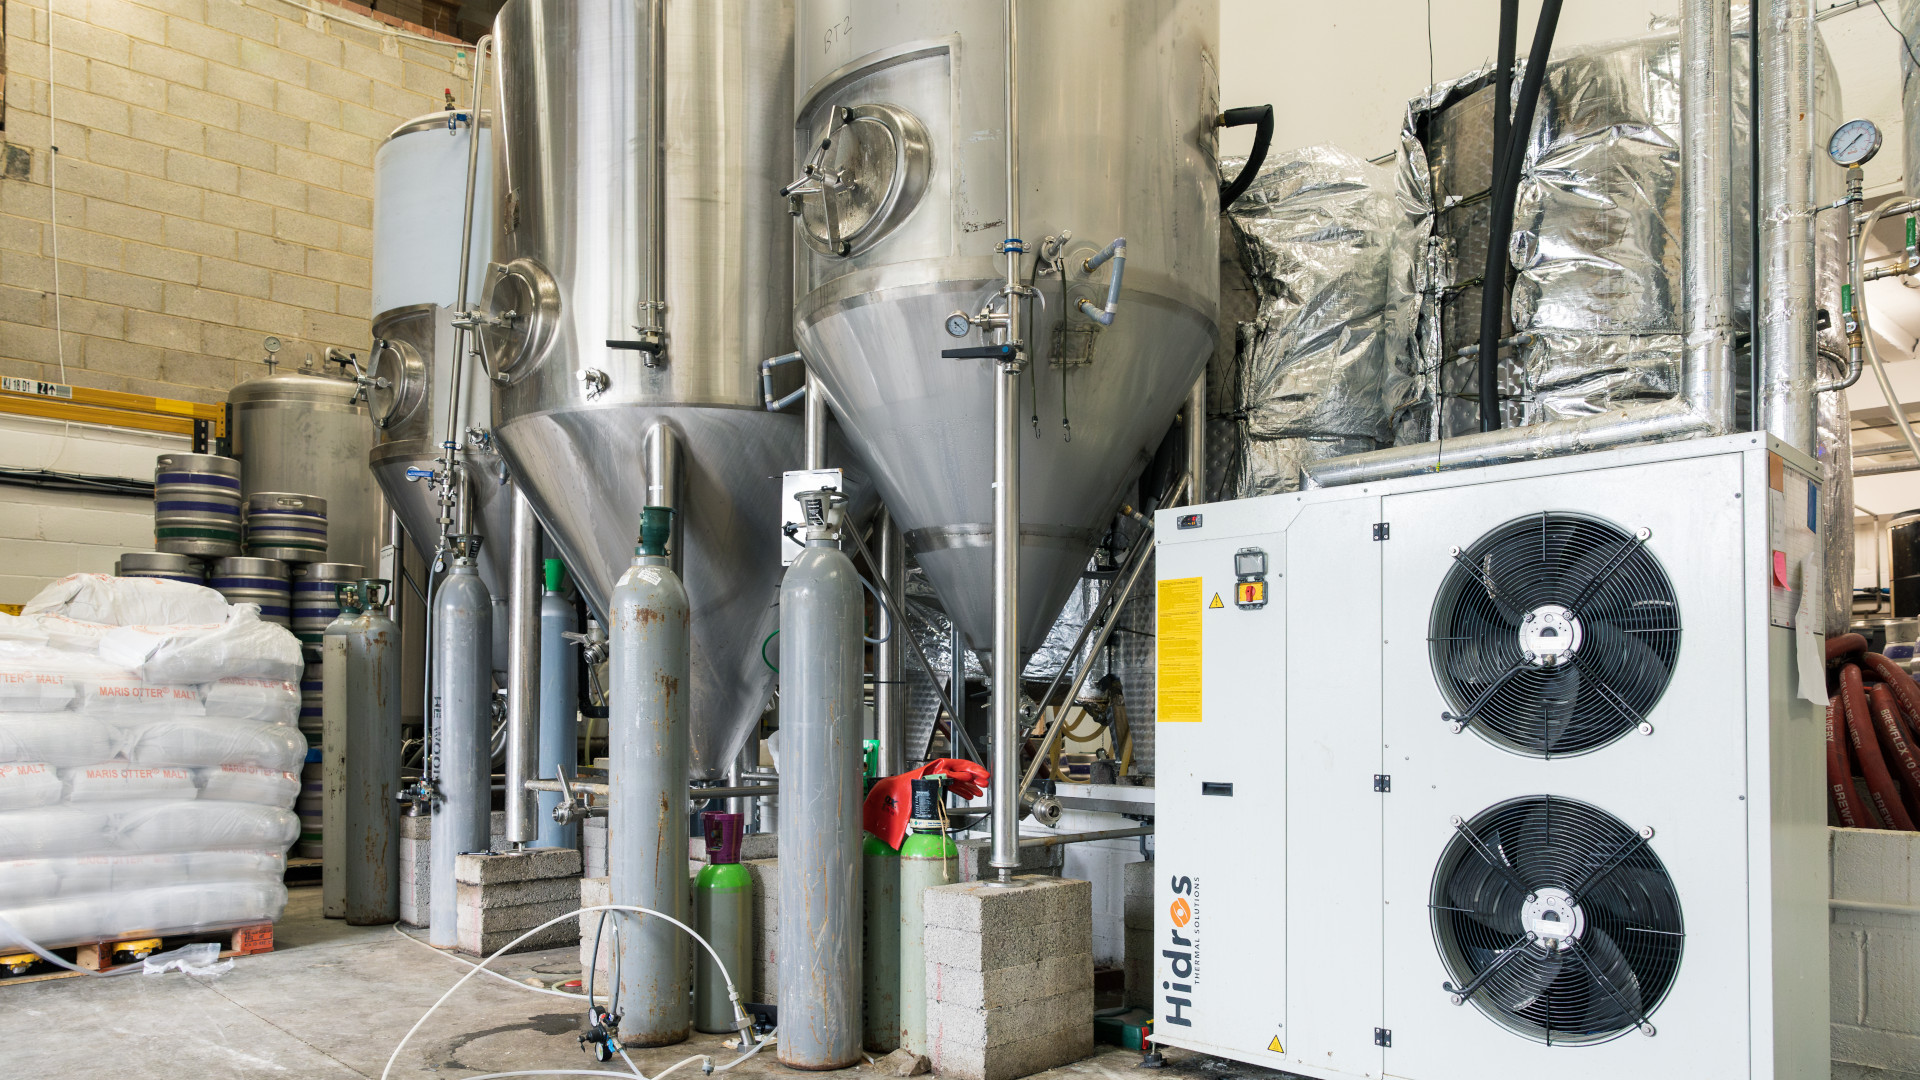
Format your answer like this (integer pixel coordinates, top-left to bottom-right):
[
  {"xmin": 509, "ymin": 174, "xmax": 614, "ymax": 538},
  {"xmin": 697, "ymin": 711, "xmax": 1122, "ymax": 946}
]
[
  {"xmin": 1217, "ymin": 105, "xmax": 1274, "ymax": 209},
  {"xmin": 1476, "ymin": 0, "xmax": 1560, "ymax": 433}
]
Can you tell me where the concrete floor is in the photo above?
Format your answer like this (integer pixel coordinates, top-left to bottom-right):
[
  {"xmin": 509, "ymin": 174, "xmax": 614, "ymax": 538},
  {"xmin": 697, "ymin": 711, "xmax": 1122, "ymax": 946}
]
[{"xmin": 0, "ymin": 884, "xmax": 1289, "ymax": 1080}]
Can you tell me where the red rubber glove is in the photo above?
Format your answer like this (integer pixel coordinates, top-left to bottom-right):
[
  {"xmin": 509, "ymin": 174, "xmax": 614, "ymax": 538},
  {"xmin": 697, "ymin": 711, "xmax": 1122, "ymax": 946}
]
[{"xmin": 861, "ymin": 758, "xmax": 991, "ymax": 850}]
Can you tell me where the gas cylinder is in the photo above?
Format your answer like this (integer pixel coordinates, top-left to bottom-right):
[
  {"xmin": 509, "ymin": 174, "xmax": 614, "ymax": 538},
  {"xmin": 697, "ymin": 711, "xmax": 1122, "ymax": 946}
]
[
  {"xmin": 899, "ymin": 776, "xmax": 958, "ymax": 1055},
  {"xmin": 319, "ymin": 581, "xmax": 360, "ymax": 920},
  {"xmin": 862, "ymin": 760, "xmax": 900, "ymax": 1052},
  {"xmin": 344, "ymin": 579, "xmax": 401, "ymax": 925},
  {"xmin": 694, "ymin": 811, "xmax": 753, "ymax": 1034}
]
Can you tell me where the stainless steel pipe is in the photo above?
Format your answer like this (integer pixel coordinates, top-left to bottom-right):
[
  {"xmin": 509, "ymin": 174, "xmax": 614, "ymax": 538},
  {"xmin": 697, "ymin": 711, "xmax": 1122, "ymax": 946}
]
[
  {"xmin": 504, "ymin": 489, "xmax": 542, "ymax": 846},
  {"xmin": 1018, "ymin": 825, "xmax": 1153, "ymax": 849},
  {"xmin": 804, "ymin": 373, "xmax": 827, "ymax": 470},
  {"xmin": 873, "ymin": 507, "xmax": 906, "ymax": 776},
  {"xmin": 1757, "ymin": 0, "xmax": 1819, "ymax": 455},
  {"xmin": 1184, "ymin": 375, "xmax": 1205, "ymax": 506},
  {"xmin": 988, "ymin": 0, "xmax": 1024, "ymax": 888},
  {"xmin": 1302, "ymin": 0, "xmax": 1736, "ymax": 487}
]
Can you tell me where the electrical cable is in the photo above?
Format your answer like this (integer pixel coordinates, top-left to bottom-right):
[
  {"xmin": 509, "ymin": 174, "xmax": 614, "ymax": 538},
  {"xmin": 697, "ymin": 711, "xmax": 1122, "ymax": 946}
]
[
  {"xmin": 381, "ymin": 904, "xmax": 756, "ymax": 1080},
  {"xmin": 45, "ymin": 0, "xmax": 66, "ymax": 382},
  {"xmin": 393, "ymin": 923, "xmax": 598, "ymax": 1001},
  {"xmin": 0, "ymin": 912, "xmax": 152, "ymax": 978},
  {"xmin": 1871, "ymin": 0, "xmax": 1920, "ymax": 70}
]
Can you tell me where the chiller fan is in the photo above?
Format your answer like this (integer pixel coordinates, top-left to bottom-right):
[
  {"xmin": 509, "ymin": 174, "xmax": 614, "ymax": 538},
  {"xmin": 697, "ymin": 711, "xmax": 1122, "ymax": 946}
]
[
  {"xmin": 1430, "ymin": 796, "xmax": 1685, "ymax": 1044},
  {"xmin": 1428, "ymin": 511, "xmax": 1681, "ymax": 756}
]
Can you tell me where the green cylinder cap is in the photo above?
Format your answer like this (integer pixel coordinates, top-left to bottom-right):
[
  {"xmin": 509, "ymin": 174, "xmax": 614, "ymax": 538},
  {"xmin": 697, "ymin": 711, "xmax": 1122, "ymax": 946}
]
[
  {"xmin": 638, "ymin": 506, "xmax": 674, "ymax": 558},
  {"xmin": 543, "ymin": 558, "xmax": 565, "ymax": 592}
]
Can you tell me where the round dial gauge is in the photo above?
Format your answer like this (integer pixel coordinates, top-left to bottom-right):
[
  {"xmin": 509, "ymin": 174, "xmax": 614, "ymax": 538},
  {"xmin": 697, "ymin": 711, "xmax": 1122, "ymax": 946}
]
[
  {"xmin": 262, "ymin": 336, "xmax": 282, "ymax": 353},
  {"xmin": 1829, "ymin": 119, "xmax": 1882, "ymax": 167},
  {"xmin": 945, "ymin": 312, "xmax": 972, "ymax": 338}
]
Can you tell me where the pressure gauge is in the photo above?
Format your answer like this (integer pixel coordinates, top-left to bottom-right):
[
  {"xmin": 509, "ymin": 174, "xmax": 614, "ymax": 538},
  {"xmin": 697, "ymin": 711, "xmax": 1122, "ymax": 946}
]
[
  {"xmin": 945, "ymin": 312, "xmax": 972, "ymax": 338},
  {"xmin": 262, "ymin": 336, "xmax": 282, "ymax": 354},
  {"xmin": 1828, "ymin": 119, "xmax": 1882, "ymax": 168}
]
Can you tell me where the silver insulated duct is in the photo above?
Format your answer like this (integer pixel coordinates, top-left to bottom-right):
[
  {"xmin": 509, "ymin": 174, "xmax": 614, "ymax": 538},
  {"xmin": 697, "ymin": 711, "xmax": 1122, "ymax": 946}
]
[{"xmin": 1307, "ymin": 1, "xmax": 1743, "ymax": 486}]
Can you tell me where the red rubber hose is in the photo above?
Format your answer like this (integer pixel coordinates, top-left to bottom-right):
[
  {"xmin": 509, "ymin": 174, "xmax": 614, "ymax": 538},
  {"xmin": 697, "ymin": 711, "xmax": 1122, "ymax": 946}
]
[
  {"xmin": 1869, "ymin": 682, "xmax": 1920, "ymax": 822},
  {"xmin": 1830, "ymin": 633, "xmax": 1870, "ymax": 663},
  {"xmin": 1842, "ymin": 663, "xmax": 1916, "ymax": 829},
  {"xmin": 1830, "ymin": 696, "xmax": 1867, "ymax": 828},
  {"xmin": 1863, "ymin": 652, "xmax": 1920, "ymax": 723}
]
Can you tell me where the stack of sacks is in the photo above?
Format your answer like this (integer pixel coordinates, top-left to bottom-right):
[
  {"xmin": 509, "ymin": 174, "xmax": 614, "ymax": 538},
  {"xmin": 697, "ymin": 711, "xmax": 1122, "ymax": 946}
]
[{"xmin": 0, "ymin": 574, "xmax": 304, "ymax": 950}]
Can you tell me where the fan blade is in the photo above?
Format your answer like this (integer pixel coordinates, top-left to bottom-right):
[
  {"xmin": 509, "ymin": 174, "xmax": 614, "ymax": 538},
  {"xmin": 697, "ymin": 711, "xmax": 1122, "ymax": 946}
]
[
  {"xmin": 1476, "ymin": 942, "xmax": 1563, "ymax": 1014},
  {"xmin": 1578, "ymin": 862, "xmax": 1680, "ymax": 931},
  {"xmin": 1539, "ymin": 666, "xmax": 1579, "ymax": 751},
  {"xmin": 1447, "ymin": 853, "xmax": 1526, "ymax": 936},
  {"xmin": 1576, "ymin": 615, "xmax": 1669, "ymax": 712},
  {"xmin": 1569, "ymin": 926, "xmax": 1644, "ymax": 1031},
  {"xmin": 1501, "ymin": 802, "xmax": 1560, "ymax": 884}
]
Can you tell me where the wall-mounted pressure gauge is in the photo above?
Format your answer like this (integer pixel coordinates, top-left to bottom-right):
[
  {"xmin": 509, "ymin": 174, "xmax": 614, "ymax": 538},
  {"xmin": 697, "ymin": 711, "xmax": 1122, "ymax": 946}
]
[{"xmin": 1829, "ymin": 119, "xmax": 1882, "ymax": 168}]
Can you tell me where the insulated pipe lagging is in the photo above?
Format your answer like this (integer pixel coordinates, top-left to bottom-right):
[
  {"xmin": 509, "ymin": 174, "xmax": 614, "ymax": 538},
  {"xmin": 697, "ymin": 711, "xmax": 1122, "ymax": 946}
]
[
  {"xmin": 1757, "ymin": 0, "xmax": 1819, "ymax": 454},
  {"xmin": 1076, "ymin": 239, "xmax": 1127, "ymax": 325},
  {"xmin": 759, "ymin": 351, "xmax": 805, "ymax": 411},
  {"xmin": 1476, "ymin": 0, "xmax": 1563, "ymax": 433}
]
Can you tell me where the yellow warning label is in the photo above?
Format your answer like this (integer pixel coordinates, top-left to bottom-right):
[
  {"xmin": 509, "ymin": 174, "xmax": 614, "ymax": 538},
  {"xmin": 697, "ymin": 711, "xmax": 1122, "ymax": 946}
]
[
  {"xmin": 1208, "ymin": 593, "xmax": 1224, "ymax": 609},
  {"xmin": 1267, "ymin": 1036, "xmax": 1284, "ymax": 1053},
  {"xmin": 1158, "ymin": 577, "xmax": 1203, "ymax": 723}
]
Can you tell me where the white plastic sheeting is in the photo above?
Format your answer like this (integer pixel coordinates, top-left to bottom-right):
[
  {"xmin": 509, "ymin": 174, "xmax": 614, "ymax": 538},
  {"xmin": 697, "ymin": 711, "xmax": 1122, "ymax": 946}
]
[{"xmin": 0, "ymin": 575, "xmax": 302, "ymax": 949}]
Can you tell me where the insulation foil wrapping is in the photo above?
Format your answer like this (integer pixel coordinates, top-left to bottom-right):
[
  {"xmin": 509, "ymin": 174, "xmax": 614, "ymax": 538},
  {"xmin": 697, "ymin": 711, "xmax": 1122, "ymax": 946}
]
[
  {"xmin": 1218, "ymin": 147, "xmax": 1410, "ymax": 497},
  {"xmin": 1906, "ymin": 0, "xmax": 1920, "ymax": 201}
]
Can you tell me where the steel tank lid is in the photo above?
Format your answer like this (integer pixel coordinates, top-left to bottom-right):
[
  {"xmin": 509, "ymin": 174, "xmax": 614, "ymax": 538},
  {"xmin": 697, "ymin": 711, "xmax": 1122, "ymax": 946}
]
[
  {"xmin": 228, "ymin": 372, "xmax": 365, "ymax": 408},
  {"xmin": 385, "ymin": 110, "xmax": 491, "ymax": 143}
]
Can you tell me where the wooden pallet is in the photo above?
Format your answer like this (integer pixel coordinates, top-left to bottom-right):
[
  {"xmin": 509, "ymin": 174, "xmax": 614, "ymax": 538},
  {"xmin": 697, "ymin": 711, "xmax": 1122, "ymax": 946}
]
[{"xmin": 0, "ymin": 922, "xmax": 273, "ymax": 986}]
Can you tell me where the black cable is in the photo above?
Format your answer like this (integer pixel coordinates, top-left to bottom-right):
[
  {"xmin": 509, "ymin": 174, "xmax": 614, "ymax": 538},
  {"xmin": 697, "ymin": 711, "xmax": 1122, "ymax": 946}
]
[
  {"xmin": 1479, "ymin": 0, "xmax": 1523, "ymax": 433},
  {"xmin": 0, "ymin": 467, "xmax": 153, "ymax": 498},
  {"xmin": 1873, "ymin": 0, "xmax": 1920, "ymax": 71}
]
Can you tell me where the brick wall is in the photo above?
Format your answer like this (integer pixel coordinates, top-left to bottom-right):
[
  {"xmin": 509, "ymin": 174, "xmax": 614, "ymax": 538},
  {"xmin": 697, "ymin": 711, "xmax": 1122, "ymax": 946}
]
[{"xmin": 0, "ymin": 0, "xmax": 471, "ymax": 405}]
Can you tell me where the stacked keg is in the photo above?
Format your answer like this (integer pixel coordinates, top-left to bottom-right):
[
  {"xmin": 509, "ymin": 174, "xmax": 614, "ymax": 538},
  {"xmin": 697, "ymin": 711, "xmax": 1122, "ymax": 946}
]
[
  {"xmin": 153, "ymin": 453, "xmax": 243, "ymax": 558},
  {"xmin": 113, "ymin": 552, "xmax": 206, "ymax": 585},
  {"xmin": 246, "ymin": 493, "xmax": 329, "ymax": 563},
  {"xmin": 210, "ymin": 557, "xmax": 292, "ymax": 624},
  {"xmin": 293, "ymin": 562, "xmax": 364, "ymax": 650}
]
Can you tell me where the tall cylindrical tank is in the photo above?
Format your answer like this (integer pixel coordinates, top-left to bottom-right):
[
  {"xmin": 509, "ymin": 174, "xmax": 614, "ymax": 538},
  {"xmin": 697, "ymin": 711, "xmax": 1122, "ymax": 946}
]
[
  {"xmin": 245, "ymin": 492, "xmax": 329, "ymax": 565},
  {"xmin": 346, "ymin": 579, "xmax": 402, "ymax": 926},
  {"xmin": 367, "ymin": 113, "xmax": 510, "ymax": 596},
  {"xmin": 898, "ymin": 776, "xmax": 958, "ymax": 1056},
  {"xmin": 863, "ymin": 830, "xmax": 900, "ymax": 1053},
  {"xmin": 211, "ymin": 556, "xmax": 291, "ymax": 625},
  {"xmin": 776, "ymin": 494, "xmax": 865, "ymax": 1070},
  {"xmin": 429, "ymin": 537, "xmax": 494, "ymax": 950},
  {"xmin": 115, "ymin": 552, "xmax": 205, "ymax": 585},
  {"xmin": 484, "ymin": 0, "xmax": 810, "ymax": 778},
  {"xmin": 789, "ymin": 0, "xmax": 1220, "ymax": 658},
  {"xmin": 229, "ymin": 373, "xmax": 380, "ymax": 572},
  {"xmin": 609, "ymin": 507, "xmax": 691, "ymax": 1047},
  {"xmin": 153, "ymin": 453, "xmax": 242, "ymax": 558},
  {"xmin": 294, "ymin": 562, "xmax": 366, "ymax": 650},
  {"xmin": 537, "ymin": 558, "xmax": 579, "ymax": 849},
  {"xmin": 693, "ymin": 811, "xmax": 752, "ymax": 1035}
]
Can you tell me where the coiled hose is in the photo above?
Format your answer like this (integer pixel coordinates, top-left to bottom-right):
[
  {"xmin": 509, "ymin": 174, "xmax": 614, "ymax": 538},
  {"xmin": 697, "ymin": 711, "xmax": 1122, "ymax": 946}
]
[{"xmin": 1827, "ymin": 633, "xmax": 1920, "ymax": 830}]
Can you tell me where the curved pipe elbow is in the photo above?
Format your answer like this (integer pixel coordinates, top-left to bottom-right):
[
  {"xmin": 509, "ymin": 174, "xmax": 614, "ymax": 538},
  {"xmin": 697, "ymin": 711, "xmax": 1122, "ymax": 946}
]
[
  {"xmin": 759, "ymin": 351, "xmax": 806, "ymax": 411},
  {"xmin": 1077, "ymin": 239, "xmax": 1127, "ymax": 326}
]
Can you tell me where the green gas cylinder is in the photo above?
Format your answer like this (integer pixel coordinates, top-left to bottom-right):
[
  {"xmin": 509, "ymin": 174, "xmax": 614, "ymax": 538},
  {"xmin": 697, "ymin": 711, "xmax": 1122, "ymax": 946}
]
[
  {"xmin": 693, "ymin": 811, "xmax": 753, "ymax": 1034},
  {"xmin": 863, "ymin": 830, "xmax": 901, "ymax": 1052},
  {"xmin": 898, "ymin": 776, "xmax": 959, "ymax": 1055}
]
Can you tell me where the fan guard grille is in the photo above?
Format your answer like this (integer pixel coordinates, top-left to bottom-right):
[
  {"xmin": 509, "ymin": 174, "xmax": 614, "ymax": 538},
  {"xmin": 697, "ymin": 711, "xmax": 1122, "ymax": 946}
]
[
  {"xmin": 1431, "ymin": 796, "xmax": 1685, "ymax": 1044},
  {"xmin": 1428, "ymin": 511, "xmax": 1681, "ymax": 756}
]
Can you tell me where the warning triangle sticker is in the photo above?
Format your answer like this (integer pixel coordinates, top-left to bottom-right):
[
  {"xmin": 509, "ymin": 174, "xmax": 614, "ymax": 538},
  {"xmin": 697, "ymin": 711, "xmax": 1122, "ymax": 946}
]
[
  {"xmin": 1208, "ymin": 593, "xmax": 1224, "ymax": 609},
  {"xmin": 1267, "ymin": 1036, "xmax": 1284, "ymax": 1053}
]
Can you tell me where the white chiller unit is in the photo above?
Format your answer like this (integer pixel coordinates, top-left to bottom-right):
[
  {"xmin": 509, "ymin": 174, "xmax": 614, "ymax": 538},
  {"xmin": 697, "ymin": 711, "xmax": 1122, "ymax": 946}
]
[{"xmin": 1152, "ymin": 433, "xmax": 1830, "ymax": 1079}]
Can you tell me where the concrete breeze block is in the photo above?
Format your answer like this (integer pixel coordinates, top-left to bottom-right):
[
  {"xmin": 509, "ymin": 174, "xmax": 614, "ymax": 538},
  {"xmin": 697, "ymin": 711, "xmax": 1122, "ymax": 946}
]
[
  {"xmin": 458, "ymin": 876, "xmax": 582, "ymax": 911},
  {"xmin": 455, "ymin": 847, "xmax": 582, "ymax": 885}
]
